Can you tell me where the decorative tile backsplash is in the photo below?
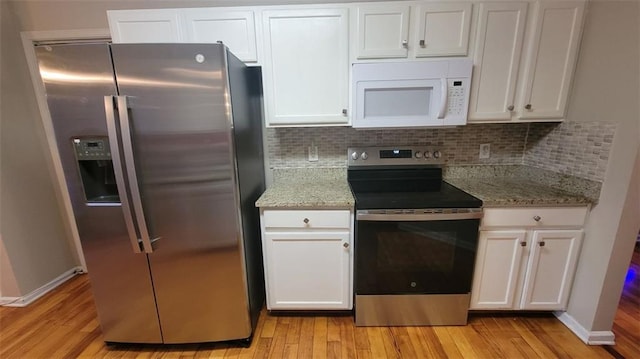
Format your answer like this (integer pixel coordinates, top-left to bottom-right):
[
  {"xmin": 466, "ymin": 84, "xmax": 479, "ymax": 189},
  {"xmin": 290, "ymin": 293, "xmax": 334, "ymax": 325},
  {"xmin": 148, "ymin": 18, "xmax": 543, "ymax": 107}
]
[
  {"xmin": 266, "ymin": 124, "xmax": 529, "ymax": 168},
  {"xmin": 265, "ymin": 121, "xmax": 617, "ymax": 182},
  {"xmin": 524, "ymin": 121, "xmax": 617, "ymax": 182}
]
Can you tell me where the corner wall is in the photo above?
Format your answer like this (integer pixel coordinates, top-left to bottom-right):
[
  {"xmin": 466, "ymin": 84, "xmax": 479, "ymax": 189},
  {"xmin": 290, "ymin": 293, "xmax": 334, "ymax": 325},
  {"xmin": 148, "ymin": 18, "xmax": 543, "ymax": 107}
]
[
  {"xmin": 562, "ymin": 0, "xmax": 640, "ymax": 337},
  {"xmin": 0, "ymin": 1, "xmax": 76, "ymax": 297}
]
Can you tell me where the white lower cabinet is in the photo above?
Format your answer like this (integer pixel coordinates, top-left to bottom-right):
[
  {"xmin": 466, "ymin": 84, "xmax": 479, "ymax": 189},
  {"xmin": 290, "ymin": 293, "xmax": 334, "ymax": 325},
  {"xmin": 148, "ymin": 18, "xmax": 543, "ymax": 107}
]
[
  {"xmin": 471, "ymin": 207, "xmax": 586, "ymax": 311},
  {"xmin": 261, "ymin": 209, "xmax": 353, "ymax": 310}
]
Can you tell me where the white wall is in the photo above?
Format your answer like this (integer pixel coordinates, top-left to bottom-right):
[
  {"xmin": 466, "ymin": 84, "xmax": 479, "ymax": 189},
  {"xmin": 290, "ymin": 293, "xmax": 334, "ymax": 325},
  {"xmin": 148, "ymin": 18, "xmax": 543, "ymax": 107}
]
[
  {"xmin": 564, "ymin": 0, "xmax": 640, "ymax": 334},
  {"xmin": 1, "ymin": 0, "xmax": 77, "ymax": 296}
]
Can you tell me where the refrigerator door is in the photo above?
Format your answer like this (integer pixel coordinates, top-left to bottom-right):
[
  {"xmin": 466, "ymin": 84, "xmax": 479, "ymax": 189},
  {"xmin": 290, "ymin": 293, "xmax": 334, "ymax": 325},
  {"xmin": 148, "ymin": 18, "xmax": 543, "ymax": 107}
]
[
  {"xmin": 35, "ymin": 43, "xmax": 162, "ymax": 343},
  {"xmin": 110, "ymin": 44, "xmax": 252, "ymax": 343}
]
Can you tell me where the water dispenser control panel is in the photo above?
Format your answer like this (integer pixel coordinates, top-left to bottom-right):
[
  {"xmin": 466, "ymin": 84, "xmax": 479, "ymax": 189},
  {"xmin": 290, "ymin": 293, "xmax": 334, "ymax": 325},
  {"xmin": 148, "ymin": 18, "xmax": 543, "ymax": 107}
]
[{"xmin": 73, "ymin": 137, "xmax": 111, "ymax": 160}]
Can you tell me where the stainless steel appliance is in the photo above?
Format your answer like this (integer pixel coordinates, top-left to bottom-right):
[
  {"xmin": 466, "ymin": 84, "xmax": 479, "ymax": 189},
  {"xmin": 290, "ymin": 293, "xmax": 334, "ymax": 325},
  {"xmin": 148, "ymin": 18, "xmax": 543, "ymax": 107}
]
[
  {"xmin": 35, "ymin": 43, "xmax": 265, "ymax": 344},
  {"xmin": 348, "ymin": 147, "xmax": 482, "ymax": 326}
]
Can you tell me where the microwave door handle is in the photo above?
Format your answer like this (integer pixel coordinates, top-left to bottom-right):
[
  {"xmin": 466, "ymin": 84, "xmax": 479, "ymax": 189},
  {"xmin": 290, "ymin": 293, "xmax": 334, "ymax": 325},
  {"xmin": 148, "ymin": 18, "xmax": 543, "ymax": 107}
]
[
  {"xmin": 437, "ymin": 78, "xmax": 447, "ymax": 119},
  {"xmin": 116, "ymin": 96, "xmax": 156, "ymax": 254},
  {"xmin": 104, "ymin": 96, "xmax": 142, "ymax": 254}
]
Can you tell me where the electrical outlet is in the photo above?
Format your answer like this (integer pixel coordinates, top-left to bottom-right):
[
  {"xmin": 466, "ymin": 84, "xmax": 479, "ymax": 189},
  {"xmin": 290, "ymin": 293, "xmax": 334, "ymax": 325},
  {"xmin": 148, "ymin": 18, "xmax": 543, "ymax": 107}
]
[
  {"xmin": 479, "ymin": 143, "xmax": 491, "ymax": 159},
  {"xmin": 308, "ymin": 145, "xmax": 318, "ymax": 162}
]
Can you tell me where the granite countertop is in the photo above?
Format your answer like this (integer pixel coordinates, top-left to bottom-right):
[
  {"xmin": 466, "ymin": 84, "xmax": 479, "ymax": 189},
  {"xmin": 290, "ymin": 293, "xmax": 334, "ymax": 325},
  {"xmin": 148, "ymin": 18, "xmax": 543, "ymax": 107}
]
[
  {"xmin": 444, "ymin": 165, "xmax": 600, "ymax": 207},
  {"xmin": 255, "ymin": 168, "xmax": 354, "ymax": 208},
  {"xmin": 256, "ymin": 165, "xmax": 600, "ymax": 209}
]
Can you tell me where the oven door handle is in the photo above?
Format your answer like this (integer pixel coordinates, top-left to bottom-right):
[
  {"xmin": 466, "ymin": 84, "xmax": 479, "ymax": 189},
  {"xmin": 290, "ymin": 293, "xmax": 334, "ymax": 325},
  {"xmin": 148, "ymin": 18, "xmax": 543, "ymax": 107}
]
[{"xmin": 356, "ymin": 211, "xmax": 483, "ymax": 221}]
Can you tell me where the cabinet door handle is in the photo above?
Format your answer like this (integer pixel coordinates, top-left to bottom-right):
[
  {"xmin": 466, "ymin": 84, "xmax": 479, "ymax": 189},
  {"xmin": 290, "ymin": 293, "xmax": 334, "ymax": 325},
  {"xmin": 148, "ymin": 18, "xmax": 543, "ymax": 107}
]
[
  {"xmin": 402, "ymin": 40, "xmax": 408, "ymax": 48},
  {"xmin": 539, "ymin": 241, "xmax": 546, "ymax": 247},
  {"xmin": 419, "ymin": 39, "xmax": 426, "ymax": 48},
  {"xmin": 303, "ymin": 218, "xmax": 309, "ymax": 224},
  {"xmin": 342, "ymin": 109, "xmax": 348, "ymax": 116},
  {"xmin": 520, "ymin": 241, "xmax": 526, "ymax": 247},
  {"xmin": 525, "ymin": 104, "xmax": 532, "ymax": 110},
  {"xmin": 507, "ymin": 105, "xmax": 514, "ymax": 111},
  {"xmin": 533, "ymin": 215, "xmax": 541, "ymax": 222},
  {"xmin": 343, "ymin": 242, "xmax": 350, "ymax": 248}
]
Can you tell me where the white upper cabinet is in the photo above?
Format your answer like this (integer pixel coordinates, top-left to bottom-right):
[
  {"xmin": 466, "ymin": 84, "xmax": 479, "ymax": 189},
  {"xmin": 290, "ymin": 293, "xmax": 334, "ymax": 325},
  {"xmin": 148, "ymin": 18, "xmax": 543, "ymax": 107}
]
[
  {"xmin": 468, "ymin": 2, "xmax": 528, "ymax": 121},
  {"xmin": 355, "ymin": 5, "xmax": 410, "ymax": 59},
  {"xmin": 353, "ymin": 2, "xmax": 472, "ymax": 60},
  {"xmin": 468, "ymin": 0, "xmax": 585, "ymax": 123},
  {"xmin": 108, "ymin": 8, "xmax": 258, "ymax": 62},
  {"xmin": 262, "ymin": 8, "xmax": 349, "ymax": 126},
  {"xmin": 517, "ymin": 1, "xmax": 585, "ymax": 119},
  {"xmin": 413, "ymin": 2, "xmax": 472, "ymax": 57},
  {"xmin": 108, "ymin": 9, "xmax": 185, "ymax": 43},
  {"xmin": 182, "ymin": 9, "xmax": 258, "ymax": 62}
]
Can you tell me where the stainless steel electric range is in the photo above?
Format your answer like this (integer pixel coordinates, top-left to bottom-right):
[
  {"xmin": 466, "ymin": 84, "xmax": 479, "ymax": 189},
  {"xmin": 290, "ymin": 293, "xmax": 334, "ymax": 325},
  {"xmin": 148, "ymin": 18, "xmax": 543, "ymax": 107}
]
[{"xmin": 347, "ymin": 146, "xmax": 483, "ymax": 326}]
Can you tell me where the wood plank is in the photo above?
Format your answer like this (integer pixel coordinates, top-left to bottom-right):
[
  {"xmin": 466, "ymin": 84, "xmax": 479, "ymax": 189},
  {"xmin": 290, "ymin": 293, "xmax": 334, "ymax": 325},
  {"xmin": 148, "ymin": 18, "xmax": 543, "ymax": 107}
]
[
  {"xmin": 266, "ymin": 317, "xmax": 288, "ymax": 358},
  {"xmin": 312, "ymin": 316, "xmax": 328, "ymax": 359},
  {"xmin": 297, "ymin": 316, "xmax": 315, "ymax": 359}
]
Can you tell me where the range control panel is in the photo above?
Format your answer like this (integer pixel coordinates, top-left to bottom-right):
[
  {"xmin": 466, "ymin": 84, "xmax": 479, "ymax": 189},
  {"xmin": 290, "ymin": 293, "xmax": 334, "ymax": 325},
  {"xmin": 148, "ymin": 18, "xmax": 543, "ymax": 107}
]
[
  {"xmin": 348, "ymin": 147, "xmax": 444, "ymax": 166},
  {"xmin": 73, "ymin": 137, "xmax": 112, "ymax": 160}
]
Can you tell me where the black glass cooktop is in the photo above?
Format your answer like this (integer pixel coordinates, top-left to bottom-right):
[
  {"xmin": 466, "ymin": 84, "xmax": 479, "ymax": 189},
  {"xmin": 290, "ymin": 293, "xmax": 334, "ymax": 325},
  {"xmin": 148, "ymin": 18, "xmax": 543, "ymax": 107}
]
[
  {"xmin": 348, "ymin": 166, "xmax": 482, "ymax": 209},
  {"xmin": 351, "ymin": 182, "xmax": 482, "ymax": 209}
]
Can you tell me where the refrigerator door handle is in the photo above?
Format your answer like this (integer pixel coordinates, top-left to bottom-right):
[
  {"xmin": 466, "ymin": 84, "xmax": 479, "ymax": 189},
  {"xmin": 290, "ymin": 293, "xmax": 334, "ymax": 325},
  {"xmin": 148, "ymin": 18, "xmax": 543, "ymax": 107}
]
[
  {"xmin": 116, "ymin": 96, "xmax": 156, "ymax": 254},
  {"xmin": 104, "ymin": 96, "xmax": 143, "ymax": 253}
]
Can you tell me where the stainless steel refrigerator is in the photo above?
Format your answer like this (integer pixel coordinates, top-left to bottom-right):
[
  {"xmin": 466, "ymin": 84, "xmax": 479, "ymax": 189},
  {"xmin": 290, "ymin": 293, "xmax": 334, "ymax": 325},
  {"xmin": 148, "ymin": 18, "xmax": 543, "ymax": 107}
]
[{"xmin": 35, "ymin": 43, "xmax": 265, "ymax": 344}]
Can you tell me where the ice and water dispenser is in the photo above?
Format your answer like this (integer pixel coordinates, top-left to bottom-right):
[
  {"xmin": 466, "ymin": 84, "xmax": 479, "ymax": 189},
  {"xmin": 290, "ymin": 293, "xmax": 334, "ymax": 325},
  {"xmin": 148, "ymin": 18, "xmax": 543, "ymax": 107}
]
[{"xmin": 72, "ymin": 137, "xmax": 119, "ymax": 203}]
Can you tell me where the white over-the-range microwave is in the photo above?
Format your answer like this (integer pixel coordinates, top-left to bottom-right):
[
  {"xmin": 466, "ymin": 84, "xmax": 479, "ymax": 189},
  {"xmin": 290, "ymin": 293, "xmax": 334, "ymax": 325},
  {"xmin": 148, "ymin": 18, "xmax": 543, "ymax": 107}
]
[{"xmin": 352, "ymin": 59, "xmax": 472, "ymax": 128}]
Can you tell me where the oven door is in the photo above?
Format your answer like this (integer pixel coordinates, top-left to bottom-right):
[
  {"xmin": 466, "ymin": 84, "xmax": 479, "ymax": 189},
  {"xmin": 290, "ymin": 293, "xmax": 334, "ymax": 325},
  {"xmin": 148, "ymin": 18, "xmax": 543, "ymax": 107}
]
[{"xmin": 355, "ymin": 210, "xmax": 481, "ymax": 295}]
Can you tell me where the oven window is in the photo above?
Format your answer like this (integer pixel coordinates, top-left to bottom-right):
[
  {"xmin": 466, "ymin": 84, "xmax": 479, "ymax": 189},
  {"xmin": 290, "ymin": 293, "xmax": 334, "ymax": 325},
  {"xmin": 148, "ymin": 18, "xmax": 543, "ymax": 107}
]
[{"xmin": 355, "ymin": 219, "xmax": 480, "ymax": 295}]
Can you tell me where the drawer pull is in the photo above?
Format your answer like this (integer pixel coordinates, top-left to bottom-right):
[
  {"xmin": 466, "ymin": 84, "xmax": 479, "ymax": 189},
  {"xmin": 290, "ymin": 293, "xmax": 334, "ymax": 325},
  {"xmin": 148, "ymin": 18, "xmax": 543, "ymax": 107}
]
[
  {"xmin": 539, "ymin": 241, "xmax": 546, "ymax": 247},
  {"xmin": 303, "ymin": 218, "xmax": 310, "ymax": 224},
  {"xmin": 533, "ymin": 215, "xmax": 541, "ymax": 222},
  {"xmin": 343, "ymin": 242, "xmax": 349, "ymax": 248},
  {"xmin": 520, "ymin": 241, "xmax": 526, "ymax": 247}
]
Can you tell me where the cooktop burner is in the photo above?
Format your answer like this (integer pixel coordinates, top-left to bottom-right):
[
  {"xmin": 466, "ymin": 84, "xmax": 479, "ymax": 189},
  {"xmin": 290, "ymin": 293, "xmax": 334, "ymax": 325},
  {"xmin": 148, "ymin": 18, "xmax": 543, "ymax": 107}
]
[{"xmin": 347, "ymin": 146, "xmax": 482, "ymax": 210}]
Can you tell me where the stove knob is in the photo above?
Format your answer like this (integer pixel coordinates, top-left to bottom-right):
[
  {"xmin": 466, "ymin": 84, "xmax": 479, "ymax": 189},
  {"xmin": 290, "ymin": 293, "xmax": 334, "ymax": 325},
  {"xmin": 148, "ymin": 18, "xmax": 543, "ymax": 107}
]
[
  {"xmin": 361, "ymin": 152, "xmax": 369, "ymax": 160},
  {"xmin": 414, "ymin": 151, "xmax": 423, "ymax": 158},
  {"xmin": 433, "ymin": 150, "xmax": 442, "ymax": 159},
  {"xmin": 351, "ymin": 151, "xmax": 359, "ymax": 160},
  {"xmin": 424, "ymin": 151, "xmax": 431, "ymax": 159}
]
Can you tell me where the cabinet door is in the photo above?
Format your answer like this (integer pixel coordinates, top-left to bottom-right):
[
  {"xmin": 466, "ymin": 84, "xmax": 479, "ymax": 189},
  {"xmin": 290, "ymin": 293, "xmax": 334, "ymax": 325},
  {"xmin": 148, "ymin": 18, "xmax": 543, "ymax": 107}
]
[
  {"xmin": 264, "ymin": 232, "xmax": 351, "ymax": 310},
  {"xmin": 413, "ymin": 2, "xmax": 472, "ymax": 57},
  {"xmin": 108, "ymin": 9, "xmax": 184, "ymax": 43},
  {"xmin": 470, "ymin": 230, "xmax": 527, "ymax": 309},
  {"xmin": 520, "ymin": 229, "xmax": 583, "ymax": 310},
  {"xmin": 262, "ymin": 9, "xmax": 349, "ymax": 126},
  {"xmin": 183, "ymin": 9, "xmax": 258, "ymax": 63},
  {"xmin": 468, "ymin": 2, "xmax": 528, "ymax": 122},
  {"xmin": 356, "ymin": 5, "xmax": 410, "ymax": 59},
  {"xmin": 516, "ymin": 1, "xmax": 585, "ymax": 119}
]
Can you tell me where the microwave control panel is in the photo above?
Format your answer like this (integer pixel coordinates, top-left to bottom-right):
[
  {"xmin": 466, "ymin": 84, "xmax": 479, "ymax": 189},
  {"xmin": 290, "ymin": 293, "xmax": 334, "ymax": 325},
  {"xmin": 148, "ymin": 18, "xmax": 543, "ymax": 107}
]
[{"xmin": 447, "ymin": 79, "xmax": 468, "ymax": 118}]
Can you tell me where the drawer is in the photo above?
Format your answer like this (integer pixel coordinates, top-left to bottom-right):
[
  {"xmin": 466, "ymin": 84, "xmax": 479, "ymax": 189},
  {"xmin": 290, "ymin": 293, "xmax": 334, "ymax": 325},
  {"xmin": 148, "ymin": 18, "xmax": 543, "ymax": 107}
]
[
  {"xmin": 482, "ymin": 207, "xmax": 588, "ymax": 228},
  {"xmin": 263, "ymin": 210, "xmax": 351, "ymax": 229}
]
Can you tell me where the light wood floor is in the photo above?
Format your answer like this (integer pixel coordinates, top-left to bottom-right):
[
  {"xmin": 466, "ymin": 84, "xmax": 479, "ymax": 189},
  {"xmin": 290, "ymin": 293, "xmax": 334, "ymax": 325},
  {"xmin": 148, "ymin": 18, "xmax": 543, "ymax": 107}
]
[
  {"xmin": 610, "ymin": 245, "xmax": 640, "ymax": 359},
  {"xmin": 1, "ymin": 247, "xmax": 639, "ymax": 359}
]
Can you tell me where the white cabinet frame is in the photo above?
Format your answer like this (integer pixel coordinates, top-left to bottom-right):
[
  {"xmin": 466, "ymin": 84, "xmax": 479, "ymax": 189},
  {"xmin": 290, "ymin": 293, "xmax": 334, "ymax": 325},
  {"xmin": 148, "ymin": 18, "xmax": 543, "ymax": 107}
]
[
  {"xmin": 356, "ymin": 5, "xmax": 410, "ymax": 59},
  {"xmin": 468, "ymin": 2, "xmax": 528, "ymax": 121},
  {"xmin": 183, "ymin": 9, "xmax": 258, "ymax": 62},
  {"xmin": 413, "ymin": 2, "xmax": 472, "ymax": 57}
]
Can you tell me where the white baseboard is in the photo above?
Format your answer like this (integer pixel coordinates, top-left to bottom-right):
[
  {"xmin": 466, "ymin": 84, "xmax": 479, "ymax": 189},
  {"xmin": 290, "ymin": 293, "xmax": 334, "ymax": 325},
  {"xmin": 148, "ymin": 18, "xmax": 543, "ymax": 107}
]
[
  {"xmin": 554, "ymin": 311, "xmax": 616, "ymax": 345},
  {"xmin": 0, "ymin": 267, "xmax": 81, "ymax": 307}
]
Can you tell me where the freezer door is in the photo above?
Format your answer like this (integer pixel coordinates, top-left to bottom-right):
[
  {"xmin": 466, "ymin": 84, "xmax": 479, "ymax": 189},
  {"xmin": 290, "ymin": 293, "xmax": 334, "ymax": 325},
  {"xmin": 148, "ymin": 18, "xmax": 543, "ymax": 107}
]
[
  {"xmin": 110, "ymin": 44, "xmax": 252, "ymax": 343},
  {"xmin": 35, "ymin": 43, "xmax": 162, "ymax": 343}
]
